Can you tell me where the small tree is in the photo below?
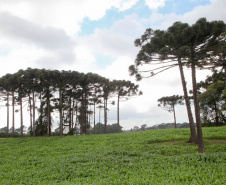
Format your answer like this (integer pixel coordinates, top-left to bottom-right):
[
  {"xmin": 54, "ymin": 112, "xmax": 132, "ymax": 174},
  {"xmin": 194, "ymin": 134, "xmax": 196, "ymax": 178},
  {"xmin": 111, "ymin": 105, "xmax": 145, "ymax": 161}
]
[
  {"xmin": 112, "ymin": 80, "xmax": 142, "ymax": 132},
  {"xmin": 158, "ymin": 95, "xmax": 184, "ymax": 128}
]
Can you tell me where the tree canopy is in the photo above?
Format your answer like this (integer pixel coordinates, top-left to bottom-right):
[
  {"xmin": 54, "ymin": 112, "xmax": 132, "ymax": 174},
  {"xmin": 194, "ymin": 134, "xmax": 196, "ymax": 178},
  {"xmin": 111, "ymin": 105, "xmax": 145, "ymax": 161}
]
[
  {"xmin": 129, "ymin": 17, "xmax": 226, "ymax": 153},
  {"xmin": 0, "ymin": 68, "xmax": 141, "ymax": 137}
]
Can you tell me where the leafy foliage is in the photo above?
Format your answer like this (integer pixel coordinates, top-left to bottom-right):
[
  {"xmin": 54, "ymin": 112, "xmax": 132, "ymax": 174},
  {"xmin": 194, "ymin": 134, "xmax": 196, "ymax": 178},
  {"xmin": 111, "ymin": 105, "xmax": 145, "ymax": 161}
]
[
  {"xmin": 0, "ymin": 68, "xmax": 141, "ymax": 136},
  {"xmin": 0, "ymin": 127, "xmax": 226, "ymax": 184}
]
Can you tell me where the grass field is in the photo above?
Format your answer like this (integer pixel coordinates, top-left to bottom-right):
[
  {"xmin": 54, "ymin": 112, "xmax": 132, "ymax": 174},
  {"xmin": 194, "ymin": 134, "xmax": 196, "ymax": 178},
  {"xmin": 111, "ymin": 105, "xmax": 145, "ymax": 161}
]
[{"xmin": 0, "ymin": 127, "xmax": 226, "ymax": 184}]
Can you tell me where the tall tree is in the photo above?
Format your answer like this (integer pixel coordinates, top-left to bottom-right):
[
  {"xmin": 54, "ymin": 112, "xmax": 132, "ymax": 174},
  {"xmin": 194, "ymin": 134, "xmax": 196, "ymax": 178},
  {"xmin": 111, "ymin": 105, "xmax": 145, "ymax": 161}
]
[
  {"xmin": 129, "ymin": 24, "xmax": 197, "ymax": 143},
  {"xmin": 130, "ymin": 18, "xmax": 225, "ymax": 153},
  {"xmin": 102, "ymin": 79, "xmax": 115, "ymax": 134},
  {"xmin": 181, "ymin": 18, "xmax": 225, "ymax": 153}
]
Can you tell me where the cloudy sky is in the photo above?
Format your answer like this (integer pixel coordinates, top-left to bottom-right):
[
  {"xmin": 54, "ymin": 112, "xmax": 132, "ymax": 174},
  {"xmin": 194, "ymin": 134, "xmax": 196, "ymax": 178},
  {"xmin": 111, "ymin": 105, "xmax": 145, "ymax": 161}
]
[{"xmin": 0, "ymin": 0, "xmax": 225, "ymax": 130}]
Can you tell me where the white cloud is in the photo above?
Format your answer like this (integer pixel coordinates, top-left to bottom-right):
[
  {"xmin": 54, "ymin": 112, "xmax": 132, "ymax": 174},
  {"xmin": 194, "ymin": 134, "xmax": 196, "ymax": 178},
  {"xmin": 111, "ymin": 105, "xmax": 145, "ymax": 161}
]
[
  {"xmin": 81, "ymin": 28, "xmax": 137, "ymax": 59},
  {"xmin": 0, "ymin": 0, "xmax": 142, "ymax": 36},
  {"xmin": 146, "ymin": 0, "xmax": 226, "ymax": 30},
  {"xmin": 96, "ymin": 56, "xmax": 135, "ymax": 80},
  {"xmin": 117, "ymin": 0, "xmax": 140, "ymax": 11},
  {"xmin": 0, "ymin": 0, "xmax": 225, "ymax": 130},
  {"xmin": 112, "ymin": 13, "xmax": 146, "ymax": 37},
  {"xmin": 145, "ymin": 0, "xmax": 166, "ymax": 10}
]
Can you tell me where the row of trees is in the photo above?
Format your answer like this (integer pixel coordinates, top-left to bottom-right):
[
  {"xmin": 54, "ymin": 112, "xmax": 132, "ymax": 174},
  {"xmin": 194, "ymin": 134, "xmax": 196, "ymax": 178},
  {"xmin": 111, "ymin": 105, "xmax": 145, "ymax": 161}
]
[
  {"xmin": 157, "ymin": 85, "xmax": 225, "ymax": 129},
  {"xmin": 130, "ymin": 122, "xmax": 190, "ymax": 132},
  {"xmin": 0, "ymin": 68, "xmax": 142, "ymax": 137},
  {"xmin": 129, "ymin": 18, "xmax": 225, "ymax": 153}
]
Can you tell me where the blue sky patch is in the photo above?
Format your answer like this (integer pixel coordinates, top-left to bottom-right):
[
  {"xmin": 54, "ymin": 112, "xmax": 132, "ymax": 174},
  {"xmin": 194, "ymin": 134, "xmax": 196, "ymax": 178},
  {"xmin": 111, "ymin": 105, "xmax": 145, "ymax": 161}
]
[
  {"xmin": 158, "ymin": 0, "xmax": 211, "ymax": 15},
  {"xmin": 79, "ymin": 0, "xmax": 152, "ymax": 36}
]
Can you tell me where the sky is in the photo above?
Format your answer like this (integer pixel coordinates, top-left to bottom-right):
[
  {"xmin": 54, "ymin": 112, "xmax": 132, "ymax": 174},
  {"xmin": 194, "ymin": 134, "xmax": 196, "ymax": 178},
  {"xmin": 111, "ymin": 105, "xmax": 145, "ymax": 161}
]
[{"xmin": 0, "ymin": 0, "xmax": 225, "ymax": 131}]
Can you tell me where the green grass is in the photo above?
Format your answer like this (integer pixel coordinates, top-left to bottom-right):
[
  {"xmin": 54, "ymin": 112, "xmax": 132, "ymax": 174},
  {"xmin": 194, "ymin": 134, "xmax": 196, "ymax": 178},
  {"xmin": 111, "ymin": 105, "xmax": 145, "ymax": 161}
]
[{"xmin": 0, "ymin": 127, "xmax": 226, "ymax": 184}]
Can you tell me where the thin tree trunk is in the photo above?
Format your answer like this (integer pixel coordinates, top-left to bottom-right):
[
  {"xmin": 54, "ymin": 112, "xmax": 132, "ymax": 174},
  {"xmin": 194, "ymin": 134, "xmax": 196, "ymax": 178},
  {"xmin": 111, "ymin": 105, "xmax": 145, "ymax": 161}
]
[
  {"xmin": 72, "ymin": 98, "xmax": 75, "ymax": 129},
  {"xmin": 94, "ymin": 101, "xmax": 96, "ymax": 134},
  {"xmin": 59, "ymin": 87, "xmax": 63, "ymax": 135},
  {"xmin": 7, "ymin": 91, "xmax": 9, "ymax": 138},
  {"xmin": 117, "ymin": 93, "xmax": 120, "ymax": 133},
  {"xmin": 178, "ymin": 58, "xmax": 197, "ymax": 143},
  {"xmin": 75, "ymin": 101, "xmax": 78, "ymax": 127},
  {"xmin": 99, "ymin": 106, "xmax": 101, "ymax": 124},
  {"xmin": 32, "ymin": 87, "xmax": 35, "ymax": 137},
  {"xmin": 47, "ymin": 89, "xmax": 51, "ymax": 136},
  {"xmin": 20, "ymin": 96, "xmax": 23, "ymax": 137},
  {"xmin": 104, "ymin": 98, "xmax": 107, "ymax": 134},
  {"xmin": 84, "ymin": 93, "xmax": 87, "ymax": 135},
  {"xmin": 80, "ymin": 93, "xmax": 84, "ymax": 135},
  {"xmin": 12, "ymin": 91, "xmax": 15, "ymax": 137},
  {"xmin": 172, "ymin": 104, "xmax": 176, "ymax": 129},
  {"xmin": 29, "ymin": 94, "xmax": 33, "ymax": 135},
  {"xmin": 69, "ymin": 94, "xmax": 72, "ymax": 130},
  {"xmin": 191, "ymin": 61, "xmax": 205, "ymax": 153},
  {"xmin": 39, "ymin": 93, "xmax": 43, "ymax": 135}
]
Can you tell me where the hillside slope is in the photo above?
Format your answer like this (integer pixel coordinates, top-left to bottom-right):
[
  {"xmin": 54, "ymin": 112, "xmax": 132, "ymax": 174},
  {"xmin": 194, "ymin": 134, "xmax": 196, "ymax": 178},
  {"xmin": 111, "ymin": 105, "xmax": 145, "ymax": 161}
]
[{"xmin": 0, "ymin": 127, "xmax": 226, "ymax": 184}]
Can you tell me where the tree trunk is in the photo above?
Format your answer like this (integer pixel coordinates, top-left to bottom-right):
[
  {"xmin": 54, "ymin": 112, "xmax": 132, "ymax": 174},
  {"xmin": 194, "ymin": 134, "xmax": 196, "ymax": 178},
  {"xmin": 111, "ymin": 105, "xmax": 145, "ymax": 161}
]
[
  {"xmin": 104, "ymin": 97, "xmax": 107, "ymax": 134},
  {"xmin": 72, "ymin": 98, "xmax": 75, "ymax": 129},
  {"xmin": 20, "ymin": 96, "xmax": 23, "ymax": 137},
  {"xmin": 12, "ymin": 91, "xmax": 15, "ymax": 137},
  {"xmin": 117, "ymin": 93, "xmax": 120, "ymax": 133},
  {"xmin": 39, "ymin": 93, "xmax": 43, "ymax": 135},
  {"xmin": 178, "ymin": 58, "xmax": 197, "ymax": 143},
  {"xmin": 32, "ymin": 87, "xmax": 36, "ymax": 137},
  {"xmin": 75, "ymin": 101, "xmax": 78, "ymax": 127},
  {"xmin": 94, "ymin": 101, "xmax": 96, "ymax": 134},
  {"xmin": 191, "ymin": 61, "xmax": 205, "ymax": 153},
  {"xmin": 7, "ymin": 91, "xmax": 9, "ymax": 138},
  {"xmin": 84, "ymin": 93, "xmax": 87, "ymax": 135},
  {"xmin": 99, "ymin": 106, "xmax": 101, "ymax": 124},
  {"xmin": 172, "ymin": 104, "xmax": 176, "ymax": 129},
  {"xmin": 47, "ymin": 89, "xmax": 51, "ymax": 136},
  {"xmin": 80, "ymin": 93, "xmax": 84, "ymax": 135},
  {"xmin": 59, "ymin": 87, "xmax": 63, "ymax": 135},
  {"xmin": 69, "ymin": 94, "xmax": 72, "ymax": 130},
  {"xmin": 28, "ymin": 94, "xmax": 33, "ymax": 135}
]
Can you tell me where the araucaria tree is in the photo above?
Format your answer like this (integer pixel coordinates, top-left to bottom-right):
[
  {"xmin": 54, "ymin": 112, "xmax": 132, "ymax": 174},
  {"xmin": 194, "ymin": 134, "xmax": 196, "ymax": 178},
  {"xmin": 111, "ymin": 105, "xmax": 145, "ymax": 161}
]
[
  {"xmin": 0, "ymin": 68, "xmax": 140, "ymax": 137},
  {"xmin": 158, "ymin": 95, "xmax": 184, "ymax": 128},
  {"xmin": 129, "ymin": 17, "xmax": 225, "ymax": 153},
  {"xmin": 112, "ymin": 80, "xmax": 142, "ymax": 132}
]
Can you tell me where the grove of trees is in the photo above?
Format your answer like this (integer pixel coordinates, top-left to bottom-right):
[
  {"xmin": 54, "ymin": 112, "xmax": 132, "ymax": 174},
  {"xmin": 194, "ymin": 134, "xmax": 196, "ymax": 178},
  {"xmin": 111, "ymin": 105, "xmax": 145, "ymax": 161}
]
[
  {"xmin": 0, "ymin": 68, "xmax": 141, "ymax": 137},
  {"xmin": 129, "ymin": 18, "xmax": 225, "ymax": 153}
]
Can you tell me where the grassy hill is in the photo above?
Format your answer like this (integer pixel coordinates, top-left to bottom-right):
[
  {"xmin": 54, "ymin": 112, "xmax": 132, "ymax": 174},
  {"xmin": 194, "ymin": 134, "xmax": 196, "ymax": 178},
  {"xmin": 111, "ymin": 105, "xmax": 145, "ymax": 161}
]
[{"xmin": 0, "ymin": 127, "xmax": 226, "ymax": 184}]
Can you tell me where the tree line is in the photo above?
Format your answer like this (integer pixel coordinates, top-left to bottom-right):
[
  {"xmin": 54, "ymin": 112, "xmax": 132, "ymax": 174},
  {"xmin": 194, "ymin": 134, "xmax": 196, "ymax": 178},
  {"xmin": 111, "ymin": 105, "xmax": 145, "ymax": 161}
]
[
  {"xmin": 130, "ymin": 17, "xmax": 226, "ymax": 153},
  {"xmin": 0, "ymin": 68, "xmax": 142, "ymax": 137}
]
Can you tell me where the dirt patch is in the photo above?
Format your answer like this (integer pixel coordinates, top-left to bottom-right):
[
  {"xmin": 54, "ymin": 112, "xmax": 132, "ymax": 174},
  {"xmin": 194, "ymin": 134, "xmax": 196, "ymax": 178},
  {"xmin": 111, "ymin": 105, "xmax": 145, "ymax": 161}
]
[
  {"xmin": 208, "ymin": 139, "xmax": 226, "ymax": 144},
  {"xmin": 158, "ymin": 139, "xmax": 226, "ymax": 146}
]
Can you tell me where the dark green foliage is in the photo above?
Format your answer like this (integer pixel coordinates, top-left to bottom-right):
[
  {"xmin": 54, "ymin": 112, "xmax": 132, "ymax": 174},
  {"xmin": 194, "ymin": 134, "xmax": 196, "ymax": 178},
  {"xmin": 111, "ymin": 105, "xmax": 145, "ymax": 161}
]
[
  {"xmin": 130, "ymin": 17, "xmax": 225, "ymax": 152},
  {"xmin": 0, "ymin": 68, "xmax": 140, "ymax": 137},
  {"xmin": 198, "ymin": 71, "xmax": 226, "ymax": 125},
  {"xmin": 90, "ymin": 123, "xmax": 123, "ymax": 134},
  {"xmin": 158, "ymin": 95, "xmax": 184, "ymax": 112}
]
